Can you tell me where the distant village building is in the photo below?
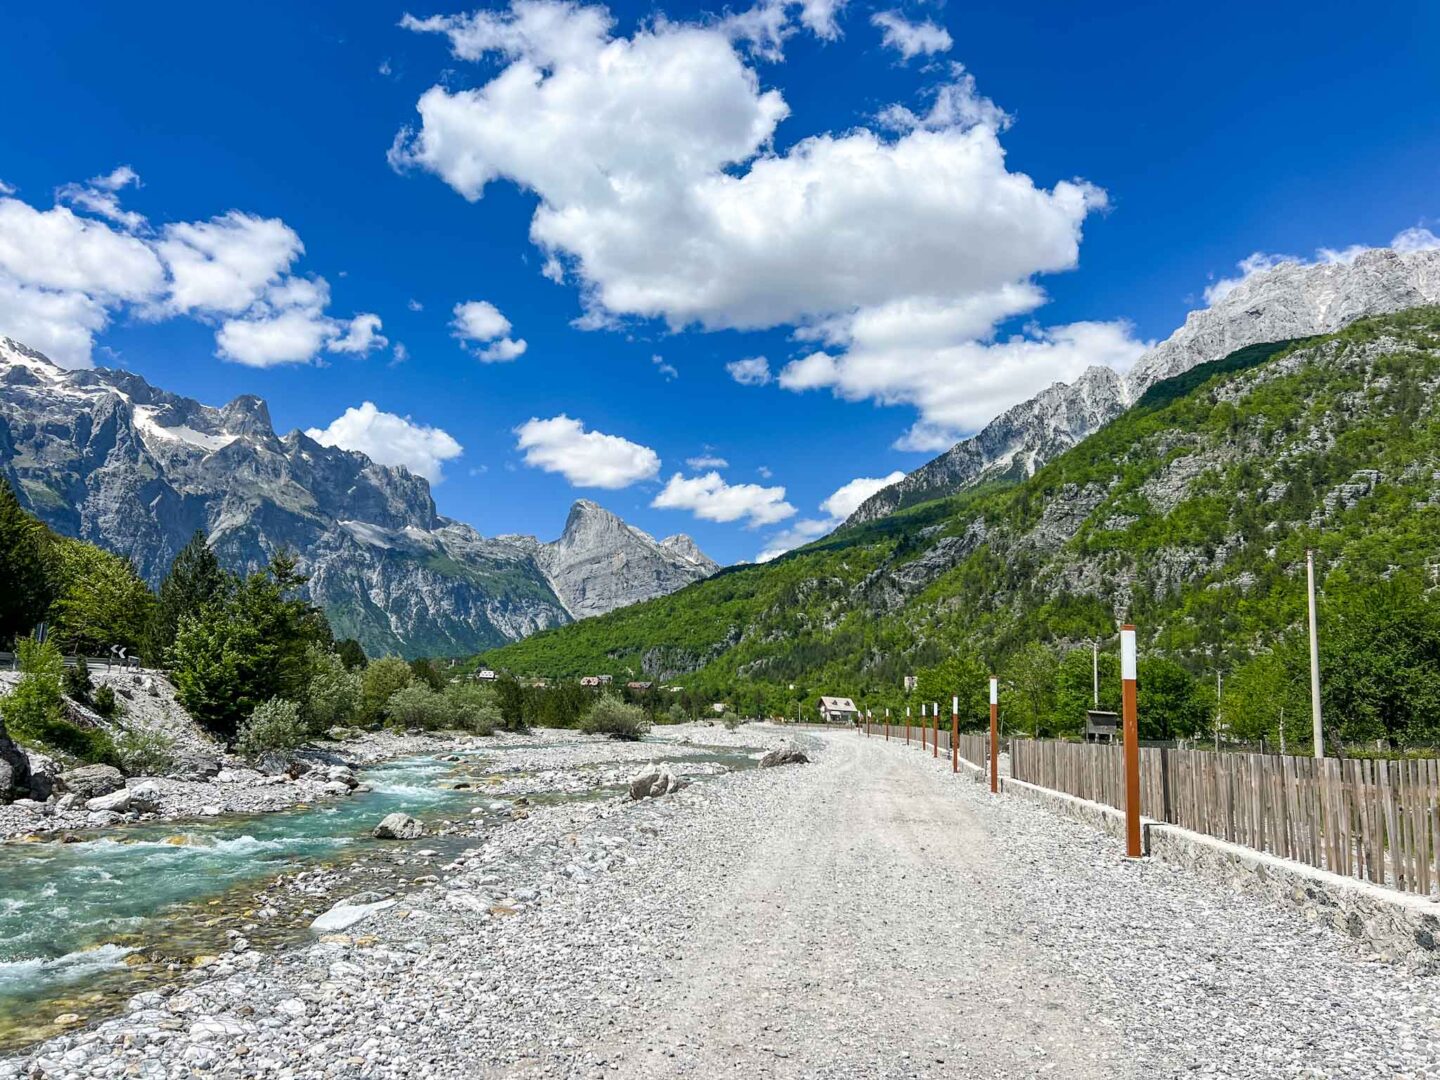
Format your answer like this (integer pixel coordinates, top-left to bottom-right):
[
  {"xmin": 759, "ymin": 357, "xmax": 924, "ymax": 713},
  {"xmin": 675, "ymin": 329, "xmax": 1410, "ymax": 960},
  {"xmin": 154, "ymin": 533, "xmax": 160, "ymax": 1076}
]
[
  {"xmin": 597, "ymin": 674, "xmax": 613, "ymax": 685},
  {"xmin": 579, "ymin": 676, "xmax": 603, "ymax": 688},
  {"xmin": 473, "ymin": 669, "xmax": 497, "ymax": 682},
  {"xmin": 819, "ymin": 696, "xmax": 860, "ymax": 724},
  {"xmin": 903, "ymin": 675, "xmax": 918, "ymax": 693},
  {"xmin": 626, "ymin": 681, "xmax": 653, "ymax": 691},
  {"xmin": 711, "ymin": 703, "xmax": 728, "ymax": 714}
]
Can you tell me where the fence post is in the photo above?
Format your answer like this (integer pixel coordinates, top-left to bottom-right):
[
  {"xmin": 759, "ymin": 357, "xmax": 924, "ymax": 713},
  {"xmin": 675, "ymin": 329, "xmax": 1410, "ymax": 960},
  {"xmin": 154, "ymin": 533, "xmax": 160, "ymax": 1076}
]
[
  {"xmin": 951, "ymin": 694, "xmax": 959, "ymax": 773},
  {"xmin": 1121, "ymin": 624, "xmax": 1143, "ymax": 857},
  {"xmin": 1160, "ymin": 746, "xmax": 1173, "ymax": 823},
  {"xmin": 885, "ymin": 708, "xmax": 890, "ymax": 741},
  {"xmin": 933, "ymin": 701, "xmax": 939, "ymax": 759},
  {"xmin": 989, "ymin": 676, "xmax": 999, "ymax": 794},
  {"xmin": 906, "ymin": 706, "xmax": 911, "ymax": 744}
]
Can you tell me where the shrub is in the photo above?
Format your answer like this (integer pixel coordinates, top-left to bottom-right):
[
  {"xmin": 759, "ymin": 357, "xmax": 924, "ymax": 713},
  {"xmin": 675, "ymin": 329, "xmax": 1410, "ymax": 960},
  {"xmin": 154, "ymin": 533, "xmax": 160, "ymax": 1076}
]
[
  {"xmin": 116, "ymin": 726, "xmax": 176, "ymax": 775},
  {"xmin": 723, "ymin": 714, "xmax": 741, "ymax": 732},
  {"xmin": 303, "ymin": 645, "xmax": 362, "ymax": 731},
  {"xmin": 579, "ymin": 696, "xmax": 650, "ymax": 741},
  {"xmin": 665, "ymin": 702, "xmax": 688, "ymax": 725},
  {"xmin": 1, "ymin": 636, "xmax": 119, "ymax": 764},
  {"xmin": 382, "ymin": 684, "xmax": 450, "ymax": 731},
  {"xmin": 443, "ymin": 682, "xmax": 500, "ymax": 735},
  {"xmin": 235, "ymin": 698, "xmax": 307, "ymax": 757},
  {"xmin": 64, "ymin": 655, "xmax": 93, "ymax": 704},
  {"xmin": 360, "ymin": 656, "xmax": 413, "ymax": 725},
  {"xmin": 92, "ymin": 683, "xmax": 119, "ymax": 719}
]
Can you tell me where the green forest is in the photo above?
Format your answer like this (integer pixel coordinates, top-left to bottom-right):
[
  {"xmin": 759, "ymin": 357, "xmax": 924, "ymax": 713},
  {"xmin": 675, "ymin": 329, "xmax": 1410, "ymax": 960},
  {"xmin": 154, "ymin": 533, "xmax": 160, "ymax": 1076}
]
[{"xmin": 479, "ymin": 308, "xmax": 1440, "ymax": 751}]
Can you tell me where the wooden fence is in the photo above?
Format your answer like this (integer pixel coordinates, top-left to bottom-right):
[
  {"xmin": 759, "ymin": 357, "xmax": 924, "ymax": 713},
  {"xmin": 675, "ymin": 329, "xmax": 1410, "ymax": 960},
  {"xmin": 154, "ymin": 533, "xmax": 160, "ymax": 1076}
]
[
  {"xmin": 1010, "ymin": 738, "xmax": 1440, "ymax": 896},
  {"xmin": 863, "ymin": 719, "xmax": 989, "ymax": 777}
]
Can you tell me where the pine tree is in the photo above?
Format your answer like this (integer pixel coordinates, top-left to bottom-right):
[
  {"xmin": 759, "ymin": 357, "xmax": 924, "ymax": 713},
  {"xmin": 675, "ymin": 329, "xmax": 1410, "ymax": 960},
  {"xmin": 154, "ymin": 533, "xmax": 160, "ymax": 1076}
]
[
  {"xmin": 147, "ymin": 530, "xmax": 228, "ymax": 664},
  {"xmin": 0, "ymin": 477, "xmax": 56, "ymax": 647}
]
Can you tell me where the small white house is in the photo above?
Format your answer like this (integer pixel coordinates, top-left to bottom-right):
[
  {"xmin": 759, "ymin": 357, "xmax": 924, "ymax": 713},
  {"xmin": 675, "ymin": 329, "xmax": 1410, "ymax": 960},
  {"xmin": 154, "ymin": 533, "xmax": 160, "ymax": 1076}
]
[
  {"xmin": 474, "ymin": 668, "xmax": 498, "ymax": 682},
  {"xmin": 819, "ymin": 696, "xmax": 860, "ymax": 724}
]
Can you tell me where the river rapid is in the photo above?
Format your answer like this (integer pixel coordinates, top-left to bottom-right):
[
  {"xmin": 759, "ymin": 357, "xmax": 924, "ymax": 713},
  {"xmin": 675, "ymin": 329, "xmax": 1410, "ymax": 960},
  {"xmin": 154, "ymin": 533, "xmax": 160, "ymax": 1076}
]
[{"xmin": 0, "ymin": 735, "xmax": 757, "ymax": 1051}]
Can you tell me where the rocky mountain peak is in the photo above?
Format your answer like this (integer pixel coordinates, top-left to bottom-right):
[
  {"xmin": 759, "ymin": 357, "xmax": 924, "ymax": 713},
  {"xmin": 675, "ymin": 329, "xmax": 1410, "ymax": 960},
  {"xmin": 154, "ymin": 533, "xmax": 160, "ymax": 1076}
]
[
  {"xmin": 219, "ymin": 394, "xmax": 274, "ymax": 437},
  {"xmin": 846, "ymin": 245, "xmax": 1440, "ymax": 527}
]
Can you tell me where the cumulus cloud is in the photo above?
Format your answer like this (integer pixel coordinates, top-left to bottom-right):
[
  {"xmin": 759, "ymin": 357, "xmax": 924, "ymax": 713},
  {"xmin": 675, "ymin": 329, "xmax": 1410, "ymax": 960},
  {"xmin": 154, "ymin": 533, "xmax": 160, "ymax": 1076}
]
[
  {"xmin": 651, "ymin": 470, "xmax": 796, "ymax": 527},
  {"xmin": 725, "ymin": 356, "xmax": 771, "ymax": 385},
  {"xmin": 305, "ymin": 401, "xmax": 464, "ymax": 483},
  {"xmin": 0, "ymin": 171, "xmax": 385, "ymax": 369},
  {"xmin": 686, "ymin": 453, "xmax": 729, "ymax": 469},
  {"xmin": 870, "ymin": 10, "xmax": 951, "ymax": 59},
  {"xmin": 756, "ymin": 470, "xmax": 905, "ymax": 560},
  {"xmin": 514, "ymin": 414, "xmax": 660, "ymax": 488},
  {"xmin": 652, "ymin": 353, "xmax": 678, "ymax": 380},
  {"xmin": 393, "ymin": 2, "xmax": 1122, "ymax": 443},
  {"xmin": 451, "ymin": 299, "xmax": 527, "ymax": 361}
]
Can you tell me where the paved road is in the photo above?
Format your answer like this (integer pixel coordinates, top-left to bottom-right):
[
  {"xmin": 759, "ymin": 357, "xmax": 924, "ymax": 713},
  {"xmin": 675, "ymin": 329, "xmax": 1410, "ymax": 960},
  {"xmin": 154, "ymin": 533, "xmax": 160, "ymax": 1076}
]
[{"xmin": 594, "ymin": 732, "xmax": 1128, "ymax": 1078}]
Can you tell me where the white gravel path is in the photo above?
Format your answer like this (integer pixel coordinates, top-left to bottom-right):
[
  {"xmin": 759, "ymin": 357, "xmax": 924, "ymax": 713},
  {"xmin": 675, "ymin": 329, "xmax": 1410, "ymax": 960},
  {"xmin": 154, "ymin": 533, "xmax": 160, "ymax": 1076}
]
[{"xmin": 6, "ymin": 727, "xmax": 1440, "ymax": 1079}]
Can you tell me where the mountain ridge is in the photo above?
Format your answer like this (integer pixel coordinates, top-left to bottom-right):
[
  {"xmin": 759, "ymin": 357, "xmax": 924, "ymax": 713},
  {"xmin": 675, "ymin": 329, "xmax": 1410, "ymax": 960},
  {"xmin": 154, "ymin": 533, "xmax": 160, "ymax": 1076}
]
[
  {"xmin": 846, "ymin": 246, "xmax": 1440, "ymax": 526},
  {"xmin": 0, "ymin": 339, "xmax": 716, "ymax": 657}
]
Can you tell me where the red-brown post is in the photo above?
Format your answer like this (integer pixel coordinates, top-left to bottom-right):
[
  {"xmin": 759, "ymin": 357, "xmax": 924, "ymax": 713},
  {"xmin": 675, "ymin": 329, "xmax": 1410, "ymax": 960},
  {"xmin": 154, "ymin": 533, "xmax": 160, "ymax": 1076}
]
[
  {"xmin": 885, "ymin": 707, "xmax": 890, "ymax": 741},
  {"xmin": 1121, "ymin": 624, "xmax": 1142, "ymax": 857},
  {"xmin": 920, "ymin": 703, "xmax": 926, "ymax": 750},
  {"xmin": 906, "ymin": 705, "xmax": 911, "ymax": 744},
  {"xmin": 988, "ymin": 676, "xmax": 999, "ymax": 794},
  {"xmin": 950, "ymin": 694, "xmax": 959, "ymax": 773}
]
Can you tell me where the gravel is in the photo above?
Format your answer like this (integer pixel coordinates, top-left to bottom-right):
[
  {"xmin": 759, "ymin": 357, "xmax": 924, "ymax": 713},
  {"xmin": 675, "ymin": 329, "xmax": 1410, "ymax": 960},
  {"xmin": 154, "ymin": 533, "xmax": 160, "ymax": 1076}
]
[{"xmin": 6, "ymin": 726, "xmax": 1438, "ymax": 1079}]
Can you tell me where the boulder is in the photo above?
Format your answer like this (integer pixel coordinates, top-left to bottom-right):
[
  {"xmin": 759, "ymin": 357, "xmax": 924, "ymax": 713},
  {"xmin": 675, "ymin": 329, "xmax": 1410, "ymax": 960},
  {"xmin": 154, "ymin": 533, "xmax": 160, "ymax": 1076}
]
[
  {"xmin": 759, "ymin": 745, "xmax": 810, "ymax": 768},
  {"xmin": 372, "ymin": 812, "xmax": 425, "ymax": 840},
  {"xmin": 326, "ymin": 765, "xmax": 358, "ymax": 789},
  {"xmin": 23, "ymin": 750, "xmax": 62, "ymax": 801},
  {"xmin": 127, "ymin": 781, "xmax": 162, "ymax": 814},
  {"xmin": 628, "ymin": 764, "xmax": 687, "ymax": 800},
  {"xmin": 310, "ymin": 898, "xmax": 396, "ymax": 933},
  {"xmin": 87, "ymin": 788, "xmax": 135, "ymax": 813},
  {"xmin": 0, "ymin": 726, "xmax": 33, "ymax": 804},
  {"xmin": 167, "ymin": 754, "xmax": 221, "ymax": 781},
  {"xmin": 61, "ymin": 763, "xmax": 126, "ymax": 800}
]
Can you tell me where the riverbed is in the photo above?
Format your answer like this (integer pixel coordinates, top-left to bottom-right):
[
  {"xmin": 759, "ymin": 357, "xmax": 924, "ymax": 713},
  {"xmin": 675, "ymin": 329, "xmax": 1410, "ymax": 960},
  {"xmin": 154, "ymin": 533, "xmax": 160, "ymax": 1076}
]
[{"xmin": 0, "ymin": 727, "xmax": 763, "ymax": 1051}]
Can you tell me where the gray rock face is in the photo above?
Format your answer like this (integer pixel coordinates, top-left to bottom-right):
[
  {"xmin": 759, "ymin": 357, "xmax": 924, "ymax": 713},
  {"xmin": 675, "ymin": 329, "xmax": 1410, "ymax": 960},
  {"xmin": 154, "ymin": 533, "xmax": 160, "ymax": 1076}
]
[
  {"xmin": 628, "ymin": 764, "xmax": 686, "ymax": 799},
  {"xmin": 758, "ymin": 744, "xmax": 810, "ymax": 768},
  {"xmin": 60, "ymin": 763, "xmax": 125, "ymax": 800},
  {"xmin": 533, "ymin": 500, "xmax": 719, "ymax": 619},
  {"xmin": 0, "ymin": 723, "xmax": 31, "ymax": 804},
  {"xmin": 847, "ymin": 247, "xmax": 1440, "ymax": 526},
  {"xmin": 0, "ymin": 340, "xmax": 716, "ymax": 656}
]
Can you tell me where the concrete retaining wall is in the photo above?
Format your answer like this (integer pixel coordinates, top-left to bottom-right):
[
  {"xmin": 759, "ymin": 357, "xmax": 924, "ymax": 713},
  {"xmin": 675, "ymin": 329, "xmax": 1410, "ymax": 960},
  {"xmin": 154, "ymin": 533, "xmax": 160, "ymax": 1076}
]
[{"xmin": 1000, "ymin": 775, "xmax": 1440, "ymax": 970}]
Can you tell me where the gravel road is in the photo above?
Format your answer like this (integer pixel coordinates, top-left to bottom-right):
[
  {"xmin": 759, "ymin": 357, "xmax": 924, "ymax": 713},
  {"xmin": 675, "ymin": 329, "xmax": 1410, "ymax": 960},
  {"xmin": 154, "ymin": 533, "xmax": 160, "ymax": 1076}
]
[{"xmin": 8, "ymin": 726, "xmax": 1440, "ymax": 1079}]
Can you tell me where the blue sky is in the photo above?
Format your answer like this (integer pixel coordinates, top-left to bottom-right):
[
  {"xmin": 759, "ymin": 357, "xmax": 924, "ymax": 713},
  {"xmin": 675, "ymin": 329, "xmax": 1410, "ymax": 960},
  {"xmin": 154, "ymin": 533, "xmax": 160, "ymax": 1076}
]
[{"xmin": 1, "ymin": 0, "xmax": 1436, "ymax": 564}]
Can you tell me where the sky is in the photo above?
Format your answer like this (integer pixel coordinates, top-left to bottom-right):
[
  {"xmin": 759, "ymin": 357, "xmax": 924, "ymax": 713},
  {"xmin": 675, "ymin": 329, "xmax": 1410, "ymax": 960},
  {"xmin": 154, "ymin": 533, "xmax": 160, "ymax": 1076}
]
[{"xmin": 1, "ymin": 0, "xmax": 1436, "ymax": 565}]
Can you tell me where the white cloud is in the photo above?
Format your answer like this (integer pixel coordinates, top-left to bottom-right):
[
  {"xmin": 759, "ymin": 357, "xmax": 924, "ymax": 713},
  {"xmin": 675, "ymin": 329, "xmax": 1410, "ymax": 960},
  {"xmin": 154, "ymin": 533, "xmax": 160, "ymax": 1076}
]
[
  {"xmin": 756, "ymin": 469, "xmax": 905, "ymax": 559},
  {"xmin": 797, "ymin": 0, "xmax": 846, "ymax": 40},
  {"xmin": 0, "ymin": 180, "xmax": 15, "ymax": 196},
  {"xmin": 652, "ymin": 471, "xmax": 795, "ymax": 527},
  {"xmin": 871, "ymin": 10, "xmax": 951, "ymax": 59},
  {"xmin": 1392, "ymin": 226, "xmax": 1440, "ymax": 253},
  {"xmin": 408, "ymin": 298, "xmax": 424, "ymax": 311},
  {"xmin": 725, "ymin": 355, "xmax": 772, "ymax": 385},
  {"xmin": 652, "ymin": 353, "xmax": 678, "ymax": 380},
  {"xmin": 782, "ymin": 318, "xmax": 1148, "ymax": 450},
  {"xmin": 451, "ymin": 298, "xmax": 527, "ymax": 362},
  {"xmin": 393, "ymin": 2, "xmax": 1122, "ymax": 443},
  {"xmin": 306, "ymin": 401, "xmax": 463, "ymax": 483},
  {"xmin": 819, "ymin": 470, "xmax": 907, "ymax": 519},
  {"xmin": 0, "ymin": 174, "xmax": 382, "ymax": 369},
  {"xmin": 686, "ymin": 453, "xmax": 728, "ymax": 469},
  {"xmin": 514, "ymin": 414, "xmax": 660, "ymax": 488}
]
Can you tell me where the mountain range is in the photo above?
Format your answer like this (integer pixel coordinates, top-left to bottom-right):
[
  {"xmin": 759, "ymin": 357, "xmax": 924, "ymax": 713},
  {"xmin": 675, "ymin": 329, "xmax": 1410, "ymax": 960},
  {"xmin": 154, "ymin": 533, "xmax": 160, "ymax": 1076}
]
[
  {"xmin": 482, "ymin": 305, "xmax": 1440, "ymax": 707},
  {"xmin": 0, "ymin": 338, "xmax": 716, "ymax": 658},
  {"xmin": 847, "ymin": 247, "xmax": 1440, "ymax": 524}
]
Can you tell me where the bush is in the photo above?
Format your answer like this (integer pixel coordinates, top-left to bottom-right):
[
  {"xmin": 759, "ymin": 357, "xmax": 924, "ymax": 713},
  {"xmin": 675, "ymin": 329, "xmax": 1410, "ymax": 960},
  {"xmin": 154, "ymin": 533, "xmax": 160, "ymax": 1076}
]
[
  {"xmin": 443, "ymin": 682, "xmax": 500, "ymax": 735},
  {"xmin": 116, "ymin": 726, "xmax": 176, "ymax": 775},
  {"xmin": 360, "ymin": 656, "xmax": 413, "ymax": 726},
  {"xmin": 382, "ymin": 684, "xmax": 450, "ymax": 731},
  {"xmin": 92, "ymin": 683, "xmax": 119, "ymax": 719},
  {"xmin": 579, "ymin": 696, "xmax": 650, "ymax": 741},
  {"xmin": 64, "ymin": 655, "xmax": 93, "ymax": 704},
  {"xmin": 235, "ymin": 698, "xmax": 308, "ymax": 757},
  {"xmin": 664, "ymin": 702, "xmax": 688, "ymax": 725},
  {"xmin": 303, "ymin": 645, "xmax": 362, "ymax": 731},
  {"xmin": 1, "ymin": 636, "xmax": 119, "ymax": 764}
]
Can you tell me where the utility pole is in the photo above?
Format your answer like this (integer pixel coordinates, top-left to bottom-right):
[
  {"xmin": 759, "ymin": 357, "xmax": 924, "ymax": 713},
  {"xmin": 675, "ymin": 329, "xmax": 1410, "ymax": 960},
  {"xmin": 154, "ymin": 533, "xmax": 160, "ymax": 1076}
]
[
  {"xmin": 1306, "ymin": 548, "xmax": 1324, "ymax": 759},
  {"xmin": 1092, "ymin": 640, "xmax": 1100, "ymax": 707}
]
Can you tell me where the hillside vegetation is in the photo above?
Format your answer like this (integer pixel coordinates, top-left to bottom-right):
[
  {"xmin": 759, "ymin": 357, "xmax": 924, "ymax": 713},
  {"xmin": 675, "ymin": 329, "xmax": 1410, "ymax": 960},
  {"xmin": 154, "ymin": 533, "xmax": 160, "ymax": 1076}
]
[{"xmin": 482, "ymin": 309, "xmax": 1440, "ymax": 748}]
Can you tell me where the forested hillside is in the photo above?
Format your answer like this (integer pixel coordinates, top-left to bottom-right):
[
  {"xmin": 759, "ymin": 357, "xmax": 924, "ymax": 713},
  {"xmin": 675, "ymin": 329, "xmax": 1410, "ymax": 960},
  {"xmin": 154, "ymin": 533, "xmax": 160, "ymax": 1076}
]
[{"xmin": 482, "ymin": 309, "xmax": 1440, "ymax": 748}]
